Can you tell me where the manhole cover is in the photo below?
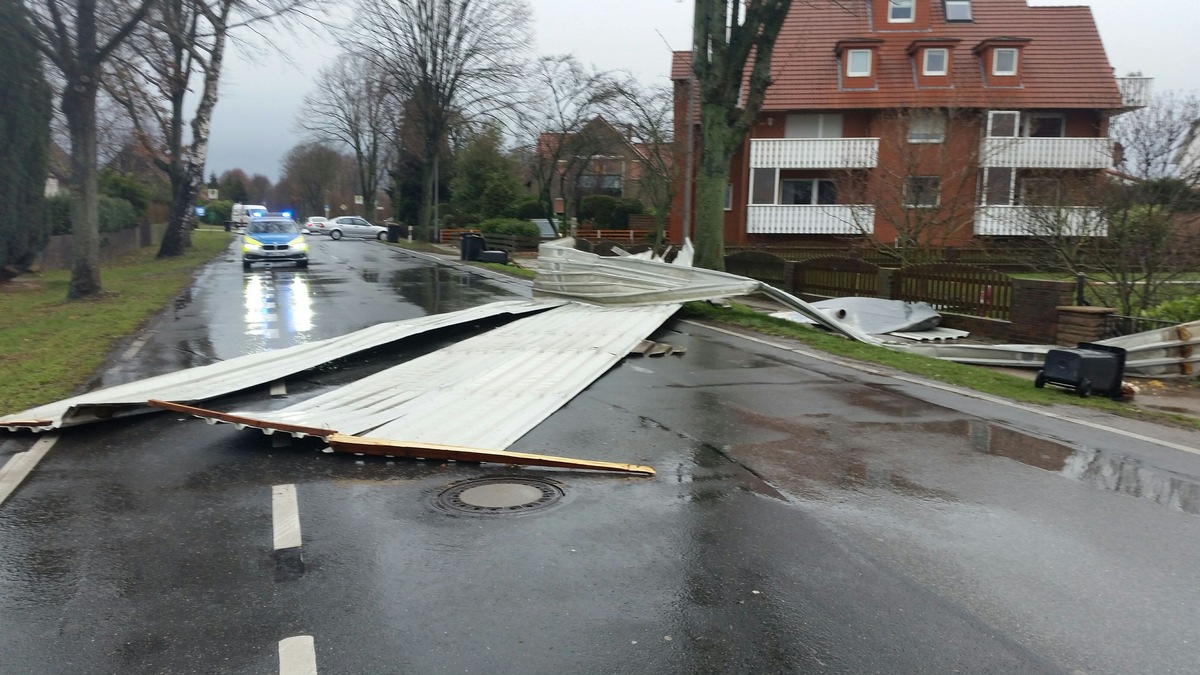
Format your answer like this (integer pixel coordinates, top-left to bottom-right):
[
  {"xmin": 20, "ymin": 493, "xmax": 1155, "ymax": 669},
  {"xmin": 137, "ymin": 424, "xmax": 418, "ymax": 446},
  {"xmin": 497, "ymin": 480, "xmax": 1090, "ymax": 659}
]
[{"xmin": 434, "ymin": 476, "xmax": 566, "ymax": 517}]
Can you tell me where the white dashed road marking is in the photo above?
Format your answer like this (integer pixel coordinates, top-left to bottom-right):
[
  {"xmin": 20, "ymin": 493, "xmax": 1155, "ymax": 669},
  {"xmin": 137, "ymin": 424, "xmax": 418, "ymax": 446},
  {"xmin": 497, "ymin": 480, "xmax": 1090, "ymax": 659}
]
[
  {"xmin": 272, "ymin": 484, "xmax": 302, "ymax": 550},
  {"xmin": 0, "ymin": 434, "xmax": 60, "ymax": 507},
  {"xmin": 278, "ymin": 635, "xmax": 318, "ymax": 675}
]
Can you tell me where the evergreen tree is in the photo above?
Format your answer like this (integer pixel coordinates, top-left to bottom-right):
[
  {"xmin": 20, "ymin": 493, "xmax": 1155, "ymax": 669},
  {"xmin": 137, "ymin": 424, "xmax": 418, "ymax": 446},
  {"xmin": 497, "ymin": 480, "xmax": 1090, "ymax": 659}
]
[{"xmin": 0, "ymin": 2, "xmax": 52, "ymax": 273}]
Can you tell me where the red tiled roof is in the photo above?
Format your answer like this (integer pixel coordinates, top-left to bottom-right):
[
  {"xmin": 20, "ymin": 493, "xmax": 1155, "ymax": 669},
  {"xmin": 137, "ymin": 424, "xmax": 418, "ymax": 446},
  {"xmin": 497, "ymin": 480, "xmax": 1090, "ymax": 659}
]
[
  {"xmin": 671, "ymin": 51, "xmax": 691, "ymax": 81},
  {"xmin": 673, "ymin": 0, "xmax": 1124, "ymax": 110}
]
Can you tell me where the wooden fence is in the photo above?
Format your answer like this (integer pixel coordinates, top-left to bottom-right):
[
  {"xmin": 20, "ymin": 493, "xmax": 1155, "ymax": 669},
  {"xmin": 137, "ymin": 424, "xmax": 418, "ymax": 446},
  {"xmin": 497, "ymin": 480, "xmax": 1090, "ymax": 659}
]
[
  {"xmin": 721, "ymin": 251, "xmax": 1015, "ymax": 321},
  {"xmin": 724, "ymin": 251, "xmax": 788, "ymax": 286},
  {"xmin": 793, "ymin": 256, "xmax": 881, "ymax": 298},
  {"xmin": 892, "ymin": 263, "xmax": 1014, "ymax": 320}
]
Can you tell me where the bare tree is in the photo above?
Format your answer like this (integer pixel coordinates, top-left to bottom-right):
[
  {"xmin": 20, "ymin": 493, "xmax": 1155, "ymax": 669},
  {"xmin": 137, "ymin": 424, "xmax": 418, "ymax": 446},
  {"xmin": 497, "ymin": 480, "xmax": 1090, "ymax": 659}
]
[
  {"xmin": 17, "ymin": 0, "xmax": 155, "ymax": 298},
  {"xmin": 349, "ymin": 0, "xmax": 531, "ymax": 241},
  {"xmin": 107, "ymin": 0, "xmax": 317, "ymax": 259},
  {"xmin": 518, "ymin": 55, "xmax": 619, "ymax": 230},
  {"xmin": 298, "ymin": 53, "xmax": 395, "ymax": 218},
  {"xmin": 278, "ymin": 142, "xmax": 345, "ymax": 218},
  {"xmin": 1020, "ymin": 92, "xmax": 1200, "ymax": 318},
  {"xmin": 610, "ymin": 80, "xmax": 678, "ymax": 246},
  {"xmin": 837, "ymin": 108, "xmax": 987, "ymax": 265}
]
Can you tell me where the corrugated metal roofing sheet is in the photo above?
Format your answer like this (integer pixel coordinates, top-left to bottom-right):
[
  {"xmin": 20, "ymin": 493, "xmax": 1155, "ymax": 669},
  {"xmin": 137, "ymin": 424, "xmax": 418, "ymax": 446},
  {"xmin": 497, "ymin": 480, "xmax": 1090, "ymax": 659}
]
[
  {"xmin": 165, "ymin": 303, "xmax": 681, "ymax": 450},
  {"xmin": 1, "ymin": 301, "xmax": 557, "ymax": 431}
]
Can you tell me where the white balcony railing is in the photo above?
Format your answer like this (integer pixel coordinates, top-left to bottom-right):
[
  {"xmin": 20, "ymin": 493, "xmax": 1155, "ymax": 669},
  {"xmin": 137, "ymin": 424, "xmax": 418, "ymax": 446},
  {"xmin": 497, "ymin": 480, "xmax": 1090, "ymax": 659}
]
[
  {"xmin": 747, "ymin": 204, "xmax": 874, "ymax": 235},
  {"xmin": 749, "ymin": 138, "xmax": 880, "ymax": 169},
  {"xmin": 973, "ymin": 206, "xmax": 1107, "ymax": 237},
  {"xmin": 980, "ymin": 137, "xmax": 1114, "ymax": 169},
  {"xmin": 1116, "ymin": 77, "xmax": 1153, "ymax": 108}
]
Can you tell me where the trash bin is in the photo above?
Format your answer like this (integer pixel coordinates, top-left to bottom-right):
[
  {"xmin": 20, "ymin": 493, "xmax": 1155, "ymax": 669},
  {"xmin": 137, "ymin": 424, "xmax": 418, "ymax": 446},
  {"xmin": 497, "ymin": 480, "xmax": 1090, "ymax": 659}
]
[
  {"xmin": 1035, "ymin": 342, "xmax": 1127, "ymax": 399},
  {"xmin": 460, "ymin": 233, "xmax": 485, "ymax": 261},
  {"xmin": 477, "ymin": 249, "xmax": 508, "ymax": 264},
  {"xmin": 387, "ymin": 224, "xmax": 404, "ymax": 243}
]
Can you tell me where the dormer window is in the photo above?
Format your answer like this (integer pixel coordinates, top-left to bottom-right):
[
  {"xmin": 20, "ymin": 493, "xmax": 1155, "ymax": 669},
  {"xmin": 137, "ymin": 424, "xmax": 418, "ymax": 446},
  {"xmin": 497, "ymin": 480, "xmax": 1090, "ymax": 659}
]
[
  {"xmin": 944, "ymin": 0, "xmax": 972, "ymax": 22},
  {"xmin": 888, "ymin": 0, "xmax": 915, "ymax": 22},
  {"xmin": 993, "ymin": 48, "xmax": 1019, "ymax": 76},
  {"xmin": 847, "ymin": 49, "xmax": 873, "ymax": 77},
  {"xmin": 923, "ymin": 48, "xmax": 949, "ymax": 76}
]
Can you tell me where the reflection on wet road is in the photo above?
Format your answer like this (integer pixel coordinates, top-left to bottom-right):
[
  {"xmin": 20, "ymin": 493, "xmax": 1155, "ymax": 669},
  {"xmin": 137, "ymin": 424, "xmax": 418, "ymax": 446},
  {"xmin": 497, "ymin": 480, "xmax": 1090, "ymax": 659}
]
[{"xmin": 139, "ymin": 238, "xmax": 530, "ymax": 367}]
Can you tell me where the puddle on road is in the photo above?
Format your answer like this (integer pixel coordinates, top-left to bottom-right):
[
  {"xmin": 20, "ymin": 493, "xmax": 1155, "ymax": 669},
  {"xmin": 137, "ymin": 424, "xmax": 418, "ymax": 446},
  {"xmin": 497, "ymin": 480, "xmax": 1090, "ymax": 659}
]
[
  {"xmin": 722, "ymin": 401, "xmax": 1200, "ymax": 517},
  {"xmin": 973, "ymin": 421, "xmax": 1200, "ymax": 517}
]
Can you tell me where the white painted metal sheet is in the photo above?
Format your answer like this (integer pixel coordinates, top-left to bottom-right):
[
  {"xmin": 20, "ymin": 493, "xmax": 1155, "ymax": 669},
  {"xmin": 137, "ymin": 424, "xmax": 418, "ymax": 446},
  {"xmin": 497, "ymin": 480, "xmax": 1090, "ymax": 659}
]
[
  {"xmin": 1, "ymin": 301, "xmax": 557, "ymax": 431},
  {"xmin": 190, "ymin": 303, "xmax": 681, "ymax": 451}
]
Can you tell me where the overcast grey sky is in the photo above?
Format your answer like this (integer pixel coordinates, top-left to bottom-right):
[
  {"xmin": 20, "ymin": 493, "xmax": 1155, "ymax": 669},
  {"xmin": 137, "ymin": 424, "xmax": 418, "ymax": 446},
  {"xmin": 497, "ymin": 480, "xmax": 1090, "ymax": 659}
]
[{"xmin": 205, "ymin": 0, "xmax": 1199, "ymax": 182}]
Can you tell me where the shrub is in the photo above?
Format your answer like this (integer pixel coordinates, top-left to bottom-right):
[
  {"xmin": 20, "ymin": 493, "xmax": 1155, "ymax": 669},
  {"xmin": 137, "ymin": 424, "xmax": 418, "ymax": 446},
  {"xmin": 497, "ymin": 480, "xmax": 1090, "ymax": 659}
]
[
  {"xmin": 98, "ymin": 196, "xmax": 138, "ymax": 232},
  {"xmin": 579, "ymin": 195, "xmax": 618, "ymax": 227},
  {"xmin": 612, "ymin": 198, "xmax": 645, "ymax": 228},
  {"xmin": 1145, "ymin": 293, "xmax": 1200, "ymax": 324},
  {"xmin": 478, "ymin": 218, "xmax": 540, "ymax": 238},
  {"xmin": 515, "ymin": 199, "xmax": 545, "ymax": 220},
  {"xmin": 204, "ymin": 199, "xmax": 232, "ymax": 224},
  {"xmin": 44, "ymin": 194, "xmax": 74, "ymax": 236},
  {"xmin": 99, "ymin": 169, "xmax": 150, "ymax": 216}
]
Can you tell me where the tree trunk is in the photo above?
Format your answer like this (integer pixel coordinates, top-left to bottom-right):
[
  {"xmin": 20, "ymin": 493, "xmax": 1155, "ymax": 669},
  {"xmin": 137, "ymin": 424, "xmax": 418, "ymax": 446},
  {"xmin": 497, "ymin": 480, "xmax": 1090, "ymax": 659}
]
[
  {"xmin": 694, "ymin": 103, "xmax": 737, "ymax": 271},
  {"xmin": 159, "ymin": 164, "xmax": 194, "ymax": 257},
  {"xmin": 417, "ymin": 149, "xmax": 436, "ymax": 242},
  {"xmin": 64, "ymin": 82, "xmax": 103, "ymax": 299}
]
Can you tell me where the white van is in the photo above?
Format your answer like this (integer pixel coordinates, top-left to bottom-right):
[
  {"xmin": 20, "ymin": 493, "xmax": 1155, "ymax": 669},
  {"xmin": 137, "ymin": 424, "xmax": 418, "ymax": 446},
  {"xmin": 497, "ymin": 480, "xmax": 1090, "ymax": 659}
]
[{"xmin": 231, "ymin": 203, "xmax": 268, "ymax": 229}]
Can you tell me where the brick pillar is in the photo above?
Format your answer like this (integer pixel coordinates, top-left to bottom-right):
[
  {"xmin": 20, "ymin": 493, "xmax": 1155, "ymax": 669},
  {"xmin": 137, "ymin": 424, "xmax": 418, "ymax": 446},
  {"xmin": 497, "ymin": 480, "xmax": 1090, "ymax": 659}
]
[
  {"xmin": 1008, "ymin": 279, "xmax": 1074, "ymax": 343},
  {"xmin": 1056, "ymin": 306, "xmax": 1115, "ymax": 346}
]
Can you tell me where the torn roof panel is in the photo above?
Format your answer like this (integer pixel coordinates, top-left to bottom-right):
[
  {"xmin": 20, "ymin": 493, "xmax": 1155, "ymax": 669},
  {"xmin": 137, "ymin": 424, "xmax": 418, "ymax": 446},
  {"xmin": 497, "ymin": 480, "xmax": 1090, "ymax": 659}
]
[
  {"xmin": 1, "ymin": 300, "xmax": 559, "ymax": 431},
  {"xmin": 170, "ymin": 303, "xmax": 681, "ymax": 451}
]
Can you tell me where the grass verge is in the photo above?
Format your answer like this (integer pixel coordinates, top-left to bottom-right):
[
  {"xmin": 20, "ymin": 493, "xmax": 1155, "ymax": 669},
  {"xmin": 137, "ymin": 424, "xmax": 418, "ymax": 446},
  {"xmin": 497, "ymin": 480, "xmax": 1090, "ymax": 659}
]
[
  {"xmin": 680, "ymin": 300, "xmax": 1200, "ymax": 431},
  {"xmin": 469, "ymin": 261, "xmax": 538, "ymax": 279},
  {"xmin": 0, "ymin": 230, "xmax": 233, "ymax": 415}
]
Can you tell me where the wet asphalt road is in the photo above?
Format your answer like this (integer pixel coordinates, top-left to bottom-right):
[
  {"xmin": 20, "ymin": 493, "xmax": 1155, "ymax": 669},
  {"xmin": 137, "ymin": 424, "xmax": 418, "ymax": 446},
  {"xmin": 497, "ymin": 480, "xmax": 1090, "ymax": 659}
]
[{"xmin": 2, "ymin": 236, "xmax": 1200, "ymax": 674}]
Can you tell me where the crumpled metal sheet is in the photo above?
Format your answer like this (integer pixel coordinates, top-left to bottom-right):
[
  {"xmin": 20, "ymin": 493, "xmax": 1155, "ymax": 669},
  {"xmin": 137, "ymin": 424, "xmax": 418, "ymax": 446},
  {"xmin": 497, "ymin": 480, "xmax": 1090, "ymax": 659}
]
[
  {"xmin": 769, "ymin": 297, "xmax": 943, "ymax": 334},
  {"xmin": 1, "ymin": 300, "xmax": 558, "ymax": 431}
]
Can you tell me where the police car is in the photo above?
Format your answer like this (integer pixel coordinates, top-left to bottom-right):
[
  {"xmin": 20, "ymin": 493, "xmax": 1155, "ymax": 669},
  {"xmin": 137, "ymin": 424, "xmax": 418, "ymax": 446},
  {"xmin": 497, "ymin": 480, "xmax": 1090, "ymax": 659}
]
[{"xmin": 241, "ymin": 213, "xmax": 308, "ymax": 270}]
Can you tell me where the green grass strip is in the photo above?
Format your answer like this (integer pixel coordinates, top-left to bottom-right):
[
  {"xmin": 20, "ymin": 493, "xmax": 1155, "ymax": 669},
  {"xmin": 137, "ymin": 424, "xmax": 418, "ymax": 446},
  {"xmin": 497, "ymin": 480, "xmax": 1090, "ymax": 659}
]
[
  {"xmin": 0, "ymin": 230, "xmax": 233, "ymax": 414},
  {"xmin": 680, "ymin": 300, "xmax": 1200, "ymax": 432}
]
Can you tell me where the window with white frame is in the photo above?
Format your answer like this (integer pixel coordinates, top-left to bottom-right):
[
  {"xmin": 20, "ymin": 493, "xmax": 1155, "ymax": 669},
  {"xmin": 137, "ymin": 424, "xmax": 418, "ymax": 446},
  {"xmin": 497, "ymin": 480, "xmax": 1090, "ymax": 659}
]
[
  {"xmin": 993, "ymin": 48, "xmax": 1018, "ymax": 76},
  {"xmin": 904, "ymin": 176, "xmax": 941, "ymax": 207},
  {"xmin": 944, "ymin": 0, "xmax": 972, "ymax": 21},
  {"xmin": 923, "ymin": 48, "xmax": 949, "ymax": 76},
  {"xmin": 907, "ymin": 111, "xmax": 947, "ymax": 143},
  {"xmin": 981, "ymin": 168, "xmax": 1014, "ymax": 205},
  {"xmin": 750, "ymin": 168, "xmax": 778, "ymax": 205},
  {"xmin": 888, "ymin": 0, "xmax": 915, "ymax": 22},
  {"xmin": 987, "ymin": 110, "xmax": 1020, "ymax": 137},
  {"xmin": 780, "ymin": 179, "xmax": 838, "ymax": 205},
  {"xmin": 846, "ymin": 49, "xmax": 872, "ymax": 77},
  {"xmin": 1018, "ymin": 177, "xmax": 1062, "ymax": 205},
  {"xmin": 785, "ymin": 113, "xmax": 845, "ymax": 138}
]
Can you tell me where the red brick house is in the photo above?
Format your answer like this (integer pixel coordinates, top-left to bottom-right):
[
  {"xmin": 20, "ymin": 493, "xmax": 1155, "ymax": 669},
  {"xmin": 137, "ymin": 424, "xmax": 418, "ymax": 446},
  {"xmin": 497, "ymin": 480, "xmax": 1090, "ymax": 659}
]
[
  {"xmin": 669, "ymin": 0, "xmax": 1152, "ymax": 248},
  {"xmin": 531, "ymin": 116, "xmax": 650, "ymax": 217}
]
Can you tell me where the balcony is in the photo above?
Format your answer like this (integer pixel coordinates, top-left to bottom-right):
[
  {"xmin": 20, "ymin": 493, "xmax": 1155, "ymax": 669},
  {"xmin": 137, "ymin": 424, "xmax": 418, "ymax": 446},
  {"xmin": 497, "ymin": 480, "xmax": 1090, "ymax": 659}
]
[
  {"xmin": 980, "ymin": 137, "xmax": 1114, "ymax": 169},
  {"xmin": 973, "ymin": 206, "xmax": 1107, "ymax": 237},
  {"xmin": 1116, "ymin": 77, "xmax": 1153, "ymax": 109},
  {"xmin": 747, "ymin": 205, "xmax": 874, "ymax": 235},
  {"xmin": 749, "ymin": 138, "xmax": 880, "ymax": 169}
]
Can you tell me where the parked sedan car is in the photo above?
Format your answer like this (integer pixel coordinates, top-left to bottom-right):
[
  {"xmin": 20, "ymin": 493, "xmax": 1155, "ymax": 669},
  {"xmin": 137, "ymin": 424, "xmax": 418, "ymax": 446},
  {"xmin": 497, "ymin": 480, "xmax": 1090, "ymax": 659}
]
[
  {"xmin": 242, "ymin": 217, "xmax": 308, "ymax": 270},
  {"xmin": 302, "ymin": 216, "xmax": 329, "ymax": 234},
  {"xmin": 325, "ymin": 216, "xmax": 387, "ymax": 240}
]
